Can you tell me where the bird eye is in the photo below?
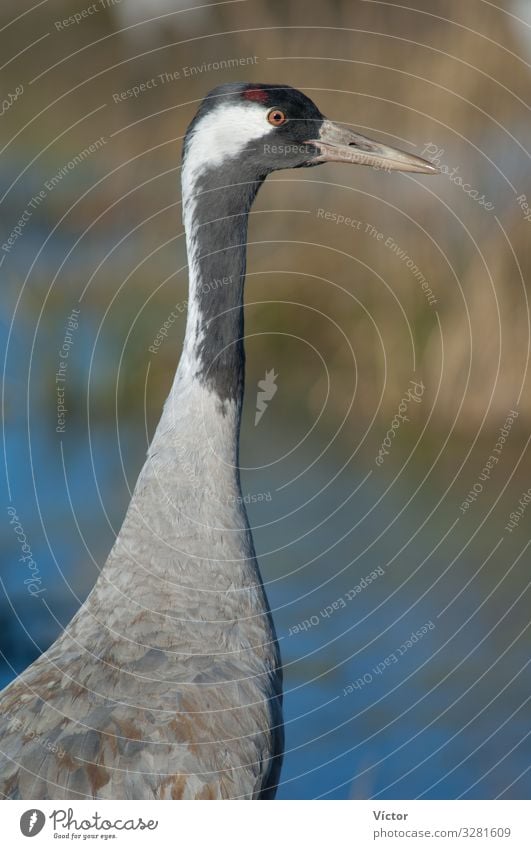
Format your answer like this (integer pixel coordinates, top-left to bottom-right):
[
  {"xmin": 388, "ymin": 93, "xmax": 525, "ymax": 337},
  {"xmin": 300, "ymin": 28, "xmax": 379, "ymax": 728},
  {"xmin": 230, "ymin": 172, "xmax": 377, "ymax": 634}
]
[{"xmin": 267, "ymin": 108, "xmax": 287, "ymax": 126}]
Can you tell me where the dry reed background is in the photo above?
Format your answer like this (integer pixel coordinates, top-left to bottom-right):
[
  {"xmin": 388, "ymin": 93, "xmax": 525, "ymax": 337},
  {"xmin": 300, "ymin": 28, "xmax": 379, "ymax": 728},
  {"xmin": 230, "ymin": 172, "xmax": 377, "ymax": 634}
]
[{"xmin": 1, "ymin": 0, "xmax": 530, "ymax": 801}]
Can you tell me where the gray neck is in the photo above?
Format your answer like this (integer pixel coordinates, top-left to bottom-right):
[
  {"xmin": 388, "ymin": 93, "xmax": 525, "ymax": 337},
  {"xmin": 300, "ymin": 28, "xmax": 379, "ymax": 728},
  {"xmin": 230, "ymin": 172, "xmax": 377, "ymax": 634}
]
[
  {"xmin": 144, "ymin": 157, "xmax": 266, "ymax": 517},
  {"xmin": 109, "ymin": 154, "xmax": 271, "ymax": 588}
]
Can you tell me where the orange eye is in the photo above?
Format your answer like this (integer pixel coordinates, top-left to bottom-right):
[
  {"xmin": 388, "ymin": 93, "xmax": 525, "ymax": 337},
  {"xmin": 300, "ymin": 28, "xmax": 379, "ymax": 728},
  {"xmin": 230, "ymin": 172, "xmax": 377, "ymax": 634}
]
[{"xmin": 267, "ymin": 108, "xmax": 287, "ymax": 127}]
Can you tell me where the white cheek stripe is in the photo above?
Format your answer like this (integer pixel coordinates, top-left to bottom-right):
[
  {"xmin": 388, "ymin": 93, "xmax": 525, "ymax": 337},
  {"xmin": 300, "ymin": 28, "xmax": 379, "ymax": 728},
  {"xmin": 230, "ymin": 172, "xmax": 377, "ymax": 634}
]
[
  {"xmin": 183, "ymin": 102, "xmax": 271, "ymax": 180},
  {"xmin": 179, "ymin": 102, "xmax": 270, "ymax": 380}
]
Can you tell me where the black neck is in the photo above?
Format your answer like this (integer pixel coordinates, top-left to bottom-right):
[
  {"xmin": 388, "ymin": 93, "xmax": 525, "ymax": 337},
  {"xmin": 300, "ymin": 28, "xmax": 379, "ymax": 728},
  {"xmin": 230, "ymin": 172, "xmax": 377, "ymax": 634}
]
[{"xmin": 182, "ymin": 162, "xmax": 265, "ymax": 411}]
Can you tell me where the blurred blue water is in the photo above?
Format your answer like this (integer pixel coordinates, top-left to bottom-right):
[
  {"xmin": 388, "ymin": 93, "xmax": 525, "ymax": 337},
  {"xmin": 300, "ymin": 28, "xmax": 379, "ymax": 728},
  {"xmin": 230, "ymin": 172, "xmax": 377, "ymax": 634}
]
[{"xmin": 246, "ymin": 438, "xmax": 530, "ymax": 800}]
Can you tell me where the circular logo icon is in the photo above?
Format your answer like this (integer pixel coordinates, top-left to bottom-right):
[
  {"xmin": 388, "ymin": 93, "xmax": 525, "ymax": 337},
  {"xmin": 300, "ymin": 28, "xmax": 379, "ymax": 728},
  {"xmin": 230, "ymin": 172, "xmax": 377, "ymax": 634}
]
[{"xmin": 20, "ymin": 809, "xmax": 46, "ymax": 837}]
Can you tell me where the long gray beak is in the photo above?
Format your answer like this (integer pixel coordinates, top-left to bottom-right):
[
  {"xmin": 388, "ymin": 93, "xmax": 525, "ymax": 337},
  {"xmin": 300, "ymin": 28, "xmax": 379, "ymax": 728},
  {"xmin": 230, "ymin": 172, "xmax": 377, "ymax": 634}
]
[{"xmin": 307, "ymin": 119, "xmax": 439, "ymax": 175}]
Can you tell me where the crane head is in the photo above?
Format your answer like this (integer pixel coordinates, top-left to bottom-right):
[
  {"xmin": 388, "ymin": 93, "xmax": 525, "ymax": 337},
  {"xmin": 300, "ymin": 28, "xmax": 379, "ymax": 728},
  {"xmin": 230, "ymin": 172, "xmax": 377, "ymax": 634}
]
[{"xmin": 183, "ymin": 82, "xmax": 438, "ymax": 178}]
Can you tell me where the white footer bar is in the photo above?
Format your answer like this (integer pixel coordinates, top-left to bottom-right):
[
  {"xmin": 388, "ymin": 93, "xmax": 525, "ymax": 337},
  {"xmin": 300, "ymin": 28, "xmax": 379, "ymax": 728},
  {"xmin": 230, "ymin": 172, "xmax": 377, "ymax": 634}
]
[{"xmin": 3, "ymin": 799, "xmax": 528, "ymax": 848}]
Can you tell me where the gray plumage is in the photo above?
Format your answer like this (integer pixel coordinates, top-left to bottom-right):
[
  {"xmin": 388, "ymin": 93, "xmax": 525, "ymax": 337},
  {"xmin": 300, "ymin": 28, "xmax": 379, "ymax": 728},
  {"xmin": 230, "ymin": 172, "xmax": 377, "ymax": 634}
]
[
  {"xmin": 0, "ymin": 411, "xmax": 283, "ymax": 798},
  {"xmin": 0, "ymin": 83, "xmax": 436, "ymax": 800}
]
